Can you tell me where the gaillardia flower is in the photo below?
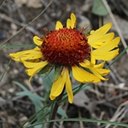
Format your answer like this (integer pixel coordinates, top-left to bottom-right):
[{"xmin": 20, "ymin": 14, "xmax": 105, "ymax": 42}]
[{"xmin": 10, "ymin": 13, "xmax": 120, "ymax": 103}]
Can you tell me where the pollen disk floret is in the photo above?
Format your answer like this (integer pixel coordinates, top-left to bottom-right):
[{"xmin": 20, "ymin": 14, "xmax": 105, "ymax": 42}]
[{"xmin": 41, "ymin": 28, "xmax": 90, "ymax": 66}]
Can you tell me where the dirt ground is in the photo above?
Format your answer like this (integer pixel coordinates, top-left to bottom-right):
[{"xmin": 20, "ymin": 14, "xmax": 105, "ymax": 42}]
[{"xmin": 0, "ymin": 0, "xmax": 128, "ymax": 128}]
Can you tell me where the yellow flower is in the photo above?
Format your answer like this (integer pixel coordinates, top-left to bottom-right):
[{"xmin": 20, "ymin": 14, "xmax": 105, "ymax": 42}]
[{"xmin": 9, "ymin": 13, "xmax": 120, "ymax": 103}]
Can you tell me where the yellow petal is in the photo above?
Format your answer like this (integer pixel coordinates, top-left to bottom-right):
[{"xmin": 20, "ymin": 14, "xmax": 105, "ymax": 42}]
[
  {"xmin": 90, "ymin": 23, "xmax": 112, "ymax": 36},
  {"xmin": 98, "ymin": 37, "xmax": 120, "ymax": 51},
  {"xmin": 91, "ymin": 53, "xmax": 96, "ymax": 65},
  {"xmin": 88, "ymin": 23, "xmax": 112, "ymax": 47},
  {"xmin": 80, "ymin": 60, "xmax": 90, "ymax": 66},
  {"xmin": 25, "ymin": 61, "xmax": 48, "ymax": 77},
  {"xmin": 72, "ymin": 66, "xmax": 100, "ymax": 83},
  {"xmin": 96, "ymin": 68, "xmax": 110, "ymax": 76},
  {"xmin": 80, "ymin": 60, "xmax": 104, "ymax": 68},
  {"xmin": 50, "ymin": 76, "xmax": 65, "ymax": 101},
  {"xmin": 66, "ymin": 18, "xmax": 71, "ymax": 29},
  {"xmin": 70, "ymin": 13, "xmax": 76, "ymax": 29},
  {"xmin": 80, "ymin": 60, "xmax": 110, "ymax": 80},
  {"xmin": 98, "ymin": 32, "xmax": 114, "ymax": 42},
  {"xmin": 22, "ymin": 60, "xmax": 48, "ymax": 68},
  {"xmin": 90, "ymin": 30, "xmax": 95, "ymax": 34},
  {"xmin": 92, "ymin": 48, "xmax": 119, "ymax": 61},
  {"xmin": 55, "ymin": 21, "xmax": 63, "ymax": 30},
  {"xmin": 93, "ymin": 62, "xmax": 110, "ymax": 76},
  {"xmin": 89, "ymin": 68, "xmax": 107, "ymax": 80},
  {"xmin": 65, "ymin": 69, "xmax": 73, "ymax": 103},
  {"xmin": 94, "ymin": 62, "xmax": 105, "ymax": 68},
  {"xmin": 91, "ymin": 37, "xmax": 120, "ymax": 61},
  {"xmin": 50, "ymin": 69, "xmax": 66, "ymax": 100},
  {"xmin": 33, "ymin": 36, "xmax": 43, "ymax": 46},
  {"xmin": 9, "ymin": 47, "xmax": 42, "ymax": 62},
  {"xmin": 88, "ymin": 33, "xmax": 115, "ymax": 48}
]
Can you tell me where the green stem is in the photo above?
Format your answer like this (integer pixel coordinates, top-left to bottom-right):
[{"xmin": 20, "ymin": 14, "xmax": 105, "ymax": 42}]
[
  {"xmin": 48, "ymin": 89, "xmax": 65, "ymax": 128},
  {"xmin": 99, "ymin": 16, "xmax": 104, "ymax": 27}
]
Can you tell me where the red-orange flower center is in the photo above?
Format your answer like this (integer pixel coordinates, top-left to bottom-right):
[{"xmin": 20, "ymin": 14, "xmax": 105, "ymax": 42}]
[{"xmin": 41, "ymin": 28, "xmax": 90, "ymax": 66}]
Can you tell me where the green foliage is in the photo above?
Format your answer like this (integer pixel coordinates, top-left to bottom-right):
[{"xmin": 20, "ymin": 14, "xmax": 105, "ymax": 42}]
[
  {"xmin": 42, "ymin": 67, "xmax": 62, "ymax": 91},
  {"xmin": 23, "ymin": 104, "xmax": 51, "ymax": 128},
  {"xmin": 42, "ymin": 69, "xmax": 55, "ymax": 91},
  {"xmin": 57, "ymin": 107, "xmax": 68, "ymax": 118},
  {"xmin": 92, "ymin": 0, "xmax": 108, "ymax": 16},
  {"xmin": 14, "ymin": 81, "xmax": 44, "ymax": 112},
  {"xmin": 14, "ymin": 81, "xmax": 45, "ymax": 128}
]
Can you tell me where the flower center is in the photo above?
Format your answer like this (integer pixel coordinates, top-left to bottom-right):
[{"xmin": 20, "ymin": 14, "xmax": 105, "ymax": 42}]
[{"xmin": 41, "ymin": 28, "xmax": 90, "ymax": 66}]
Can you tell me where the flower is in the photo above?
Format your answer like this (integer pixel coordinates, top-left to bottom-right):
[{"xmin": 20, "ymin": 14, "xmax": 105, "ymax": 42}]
[{"xmin": 9, "ymin": 13, "xmax": 120, "ymax": 103}]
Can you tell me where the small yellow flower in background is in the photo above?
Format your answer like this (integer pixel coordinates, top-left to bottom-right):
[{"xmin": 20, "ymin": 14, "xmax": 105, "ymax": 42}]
[{"xmin": 9, "ymin": 13, "xmax": 120, "ymax": 103}]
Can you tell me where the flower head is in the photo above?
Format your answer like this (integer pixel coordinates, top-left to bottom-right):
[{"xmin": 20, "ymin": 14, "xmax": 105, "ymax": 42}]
[
  {"xmin": 9, "ymin": 13, "xmax": 120, "ymax": 103},
  {"xmin": 41, "ymin": 28, "xmax": 90, "ymax": 66}
]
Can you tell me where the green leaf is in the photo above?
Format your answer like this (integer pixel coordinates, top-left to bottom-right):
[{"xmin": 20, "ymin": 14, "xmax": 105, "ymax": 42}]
[
  {"xmin": 17, "ymin": 91, "xmax": 43, "ymax": 111},
  {"xmin": 13, "ymin": 81, "xmax": 28, "ymax": 91},
  {"xmin": 42, "ymin": 67, "xmax": 61, "ymax": 91},
  {"xmin": 54, "ymin": 66, "xmax": 62, "ymax": 80},
  {"xmin": 39, "ymin": 65, "xmax": 52, "ymax": 77},
  {"xmin": 14, "ymin": 81, "xmax": 45, "ymax": 128},
  {"xmin": 42, "ymin": 69, "xmax": 55, "ymax": 91},
  {"xmin": 23, "ymin": 104, "xmax": 51, "ymax": 128},
  {"xmin": 57, "ymin": 107, "xmax": 68, "ymax": 118},
  {"xmin": 14, "ymin": 81, "xmax": 43, "ymax": 112},
  {"xmin": 92, "ymin": 0, "xmax": 108, "ymax": 16}
]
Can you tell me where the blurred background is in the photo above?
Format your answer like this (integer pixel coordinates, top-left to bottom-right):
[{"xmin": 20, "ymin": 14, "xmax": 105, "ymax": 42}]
[{"xmin": 0, "ymin": 0, "xmax": 128, "ymax": 128}]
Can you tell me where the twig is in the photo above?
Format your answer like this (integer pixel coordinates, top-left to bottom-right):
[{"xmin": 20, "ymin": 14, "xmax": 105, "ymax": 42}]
[
  {"xmin": 0, "ymin": 0, "xmax": 55, "ymax": 49},
  {"xmin": 13, "ymin": 0, "xmax": 26, "ymax": 22},
  {"xmin": 0, "ymin": 12, "xmax": 40, "ymax": 35},
  {"xmin": 105, "ymin": 101, "xmax": 128, "ymax": 128},
  {"xmin": 79, "ymin": 110, "xmax": 84, "ymax": 128},
  {"xmin": 97, "ymin": 112, "xmax": 105, "ymax": 126},
  {"xmin": 0, "ymin": 60, "xmax": 11, "ymax": 84},
  {"xmin": 0, "ymin": 0, "xmax": 6, "ymax": 8},
  {"xmin": 98, "ymin": 92, "xmax": 128, "ymax": 104},
  {"xmin": 109, "ymin": 64, "xmax": 125, "ymax": 84},
  {"xmin": 109, "ymin": 71, "xmax": 119, "ymax": 85},
  {"xmin": 102, "ymin": 0, "xmax": 128, "ymax": 54},
  {"xmin": 109, "ymin": 65, "xmax": 125, "ymax": 83},
  {"xmin": 99, "ymin": 83, "xmax": 128, "ymax": 91}
]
